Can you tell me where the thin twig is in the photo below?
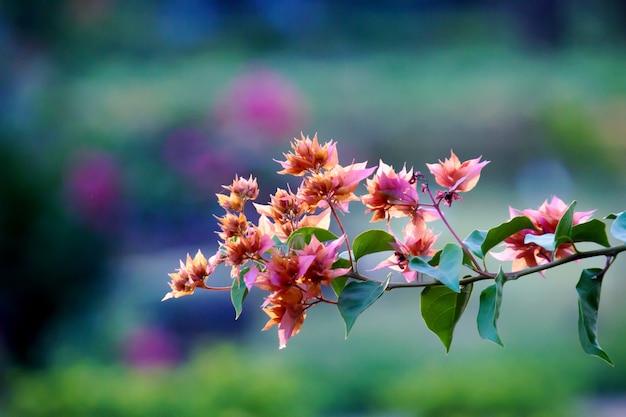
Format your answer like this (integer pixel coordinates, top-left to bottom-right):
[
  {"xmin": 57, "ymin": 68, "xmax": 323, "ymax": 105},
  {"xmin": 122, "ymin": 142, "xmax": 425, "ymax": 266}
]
[
  {"xmin": 330, "ymin": 203, "xmax": 355, "ymax": 272},
  {"xmin": 423, "ymin": 183, "xmax": 483, "ymax": 272},
  {"xmin": 342, "ymin": 244, "xmax": 626, "ymax": 291}
]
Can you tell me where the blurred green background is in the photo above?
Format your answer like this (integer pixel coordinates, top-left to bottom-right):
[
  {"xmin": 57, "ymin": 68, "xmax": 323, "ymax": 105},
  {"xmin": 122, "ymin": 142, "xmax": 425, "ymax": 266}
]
[{"xmin": 1, "ymin": 1, "xmax": 626, "ymax": 416}]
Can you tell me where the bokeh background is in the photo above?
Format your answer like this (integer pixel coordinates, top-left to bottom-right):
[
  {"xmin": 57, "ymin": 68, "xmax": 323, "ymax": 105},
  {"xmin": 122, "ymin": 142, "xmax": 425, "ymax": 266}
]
[{"xmin": 1, "ymin": 1, "xmax": 626, "ymax": 416}]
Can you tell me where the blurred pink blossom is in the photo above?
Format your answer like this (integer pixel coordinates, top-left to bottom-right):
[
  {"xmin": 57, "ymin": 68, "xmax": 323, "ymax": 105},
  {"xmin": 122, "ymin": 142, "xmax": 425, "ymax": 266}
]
[
  {"xmin": 64, "ymin": 149, "xmax": 122, "ymax": 230},
  {"xmin": 121, "ymin": 326, "xmax": 181, "ymax": 369},
  {"xmin": 213, "ymin": 69, "xmax": 310, "ymax": 143}
]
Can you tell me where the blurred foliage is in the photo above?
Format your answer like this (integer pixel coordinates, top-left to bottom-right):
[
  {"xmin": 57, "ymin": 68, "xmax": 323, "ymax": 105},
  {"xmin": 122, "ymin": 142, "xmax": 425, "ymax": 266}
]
[
  {"xmin": 1, "ymin": 1, "xmax": 625, "ymax": 415},
  {"xmin": 0, "ymin": 139, "xmax": 112, "ymax": 368},
  {"xmin": 2, "ymin": 343, "xmax": 591, "ymax": 417},
  {"xmin": 538, "ymin": 100, "xmax": 626, "ymax": 180}
]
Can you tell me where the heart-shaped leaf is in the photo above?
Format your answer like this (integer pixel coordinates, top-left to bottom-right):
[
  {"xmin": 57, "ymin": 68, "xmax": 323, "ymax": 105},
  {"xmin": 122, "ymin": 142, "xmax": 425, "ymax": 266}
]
[
  {"xmin": 477, "ymin": 268, "xmax": 507, "ymax": 346},
  {"xmin": 609, "ymin": 211, "xmax": 626, "ymax": 242},
  {"xmin": 554, "ymin": 200, "xmax": 576, "ymax": 246},
  {"xmin": 288, "ymin": 227, "xmax": 338, "ymax": 248},
  {"xmin": 231, "ymin": 268, "xmax": 249, "ymax": 319},
  {"xmin": 481, "ymin": 216, "xmax": 535, "ymax": 255},
  {"xmin": 571, "ymin": 219, "xmax": 610, "ymax": 247},
  {"xmin": 352, "ymin": 229, "xmax": 396, "ymax": 262},
  {"xmin": 331, "ymin": 275, "xmax": 349, "ymax": 297},
  {"xmin": 338, "ymin": 276, "xmax": 389, "ymax": 337},
  {"xmin": 576, "ymin": 268, "xmax": 613, "ymax": 366},
  {"xmin": 409, "ymin": 244, "xmax": 463, "ymax": 292},
  {"xmin": 464, "ymin": 229, "xmax": 487, "ymax": 259},
  {"xmin": 421, "ymin": 283, "xmax": 473, "ymax": 352}
]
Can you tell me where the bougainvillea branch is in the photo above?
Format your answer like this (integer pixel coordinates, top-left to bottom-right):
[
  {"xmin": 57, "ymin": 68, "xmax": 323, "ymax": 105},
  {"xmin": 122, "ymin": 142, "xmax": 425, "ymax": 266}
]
[{"xmin": 161, "ymin": 133, "xmax": 626, "ymax": 365}]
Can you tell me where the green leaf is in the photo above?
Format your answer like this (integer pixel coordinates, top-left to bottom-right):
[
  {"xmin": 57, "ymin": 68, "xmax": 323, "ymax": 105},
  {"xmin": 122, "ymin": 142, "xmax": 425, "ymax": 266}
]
[
  {"xmin": 609, "ymin": 211, "xmax": 626, "ymax": 242},
  {"xmin": 436, "ymin": 244, "xmax": 463, "ymax": 292},
  {"xmin": 230, "ymin": 268, "xmax": 249, "ymax": 320},
  {"xmin": 287, "ymin": 227, "xmax": 339, "ymax": 248},
  {"xmin": 428, "ymin": 250, "xmax": 441, "ymax": 266},
  {"xmin": 571, "ymin": 219, "xmax": 611, "ymax": 247},
  {"xmin": 477, "ymin": 268, "xmax": 507, "ymax": 346},
  {"xmin": 331, "ymin": 275, "xmax": 349, "ymax": 297},
  {"xmin": 421, "ymin": 283, "xmax": 473, "ymax": 352},
  {"xmin": 524, "ymin": 233, "xmax": 556, "ymax": 251},
  {"xmin": 409, "ymin": 243, "xmax": 463, "ymax": 292},
  {"xmin": 338, "ymin": 276, "xmax": 389, "ymax": 337},
  {"xmin": 554, "ymin": 200, "xmax": 576, "ymax": 246},
  {"xmin": 352, "ymin": 229, "xmax": 396, "ymax": 262},
  {"xmin": 481, "ymin": 216, "xmax": 535, "ymax": 255},
  {"xmin": 464, "ymin": 229, "xmax": 487, "ymax": 259},
  {"xmin": 288, "ymin": 233, "xmax": 306, "ymax": 250},
  {"xmin": 576, "ymin": 268, "xmax": 613, "ymax": 366},
  {"xmin": 332, "ymin": 257, "xmax": 352, "ymax": 270},
  {"xmin": 330, "ymin": 257, "xmax": 352, "ymax": 296}
]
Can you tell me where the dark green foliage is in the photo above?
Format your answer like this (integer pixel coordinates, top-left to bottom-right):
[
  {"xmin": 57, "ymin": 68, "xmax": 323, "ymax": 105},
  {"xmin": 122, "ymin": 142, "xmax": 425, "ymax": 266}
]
[{"xmin": 421, "ymin": 283, "xmax": 473, "ymax": 352}]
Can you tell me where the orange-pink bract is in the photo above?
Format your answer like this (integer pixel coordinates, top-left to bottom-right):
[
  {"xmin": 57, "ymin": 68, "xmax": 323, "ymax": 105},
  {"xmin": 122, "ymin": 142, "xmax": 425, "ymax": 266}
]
[
  {"xmin": 162, "ymin": 250, "xmax": 216, "ymax": 301},
  {"xmin": 298, "ymin": 162, "xmax": 376, "ymax": 213},
  {"xmin": 296, "ymin": 235, "xmax": 351, "ymax": 294},
  {"xmin": 216, "ymin": 174, "xmax": 259, "ymax": 212},
  {"xmin": 372, "ymin": 222, "xmax": 439, "ymax": 282},
  {"xmin": 276, "ymin": 132, "xmax": 338, "ymax": 176},
  {"xmin": 256, "ymin": 235, "xmax": 349, "ymax": 348},
  {"xmin": 491, "ymin": 196, "xmax": 595, "ymax": 272},
  {"xmin": 262, "ymin": 293, "xmax": 306, "ymax": 349},
  {"xmin": 256, "ymin": 250, "xmax": 306, "ymax": 339},
  {"xmin": 254, "ymin": 187, "xmax": 331, "ymax": 242},
  {"xmin": 362, "ymin": 160, "xmax": 419, "ymax": 222},
  {"xmin": 216, "ymin": 211, "xmax": 248, "ymax": 240},
  {"xmin": 163, "ymin": 137, "xmax": 500, "ymax": 349},
  {"xmin": 425, "ymin": 150, "xmax": 489, "ymax": 193},
  {"xmin": 223, "ymin": 225, "xmax": 274, "ymax": 269}
]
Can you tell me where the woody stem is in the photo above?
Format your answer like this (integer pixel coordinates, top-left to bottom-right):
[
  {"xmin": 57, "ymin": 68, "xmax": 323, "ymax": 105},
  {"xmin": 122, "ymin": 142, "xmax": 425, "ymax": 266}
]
[
  {"xmin": 330, "ymin": 203, "xmax": 355, "ymax": 272},
  {"xmin": 424, "ymin": 184, "xmax": 483, "ymax": 272}
]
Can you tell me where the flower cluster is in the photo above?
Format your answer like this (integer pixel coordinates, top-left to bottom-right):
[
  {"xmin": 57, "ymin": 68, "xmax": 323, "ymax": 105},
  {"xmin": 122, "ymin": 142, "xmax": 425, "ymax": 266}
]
[
  {"xmin": 164, "ymin": 133, "xmax": 379, "ymax": 348},
  {"xmin": 163, "ymin": 134, "xmax": 496, "ymax": 347},
  {"xmin": 162, "ymin": 134, "xmax": 620, "ymax": 355},
  {"xmin": 425, "ymin": 150, "xmax": 489, "ymax": 205},
  {"xmin": 492, "ymin": 196, "xmax": 595, "ymax": 272}
]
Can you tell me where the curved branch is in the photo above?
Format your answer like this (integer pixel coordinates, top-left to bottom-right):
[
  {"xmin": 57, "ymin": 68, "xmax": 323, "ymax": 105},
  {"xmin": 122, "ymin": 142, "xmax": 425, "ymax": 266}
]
[{"xmin": 343, "ymin": 244, "xmax": 626, "ymax": 291}]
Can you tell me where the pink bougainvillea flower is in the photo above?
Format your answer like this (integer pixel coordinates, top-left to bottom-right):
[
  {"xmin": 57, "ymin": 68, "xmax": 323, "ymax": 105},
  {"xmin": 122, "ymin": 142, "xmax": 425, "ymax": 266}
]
[
  {"xmin": 426, "ymin": 150, "xmax": 490, "ymax": 193},
  {"xmin": 213, "ymin": 69, "xmax": 309, "ymax": 142},
  {"xmin": 216, "ymin": 211, "xmax": 248, "ymax": 240},
  {"xmin": 296, "ymin": 235, "xmax": 351, "ymax": 295},
  {"xmin": 361, "ymin": 160, "xmax": 420, "ymax": 222},
  {"xmin": 223, "ymin": 174, "xmax": 260, "ymax": 200},
  {"xmin": 259, "ymin": 235, "xmax": 349, "ymax": 348},
  {"xmin": 254, "ymin": 187, "xmax": 331, "ymax": 241},
  {"xmin": 297, "ymin": 208, "xmax": 331, "ymax": 231},
  {"xmin": 64, "ymin": 149, "xmax": 122, "ymax": 232},
  {"xmin": 254, "ymin": 187, "xmax": 305, "ymax": 223},
  {"xmin": 223, "ymin": 225, "xmax": 273, "ymax": 267},
  {"xmin": 299, "ymin": 162, "xmax": 377, "ymax": 213},
  {"xmin": 491, "ymin": 196, "xmax": 595, "ymax": 272},
  {"xmin": 254, "ymin": 249, "xmax": 309, "ymax": 348},
  {"xmin": 255, "ymin": 249, "xmax": 302, "ymax": 292},
  {"xmin": 262, "ymin": 287, "xmax": 307, "ymax": 349},
  {"xmin": 276, "ymin": 133, "xmax": 338, "ymax": 176},
  {"xmin": 217, "ymin": 175, "xmax": 259, "ymax": 212},
  {"xmin": 372, "ymin": 222, "xmax": 439, "ymax": 282},
  {"xmin": 162, "ymin": 250, "xmax": 217, "ymax": 301}
]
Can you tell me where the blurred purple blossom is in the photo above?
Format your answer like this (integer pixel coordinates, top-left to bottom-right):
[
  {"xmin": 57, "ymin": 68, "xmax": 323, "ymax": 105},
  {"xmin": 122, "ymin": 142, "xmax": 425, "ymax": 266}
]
[
  {"xmin": 213, "ymin": 68, "xmax": 310, "ymax": 144},
  {"xmin": 121, "ymin": 325, "xmax": 181, "ymax": 369},
  {"xmin": 64, "ymin": 149, "xmax": 122, "ymax": 232}
]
